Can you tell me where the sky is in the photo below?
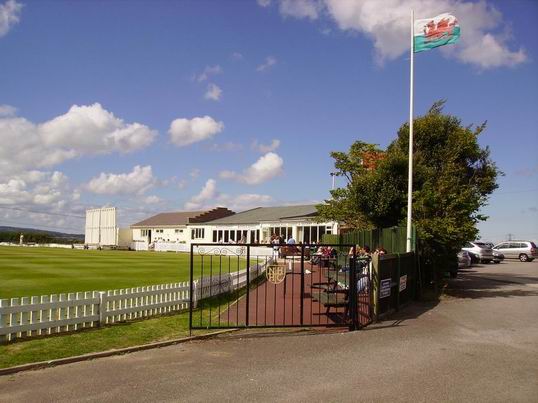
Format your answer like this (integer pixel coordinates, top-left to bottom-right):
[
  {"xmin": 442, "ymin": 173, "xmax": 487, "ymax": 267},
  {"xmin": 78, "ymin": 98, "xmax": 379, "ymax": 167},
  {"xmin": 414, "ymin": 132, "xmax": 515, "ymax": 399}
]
[{"xmin": 0, "ymin": 0, "xmax": 536, "ymax": 243}]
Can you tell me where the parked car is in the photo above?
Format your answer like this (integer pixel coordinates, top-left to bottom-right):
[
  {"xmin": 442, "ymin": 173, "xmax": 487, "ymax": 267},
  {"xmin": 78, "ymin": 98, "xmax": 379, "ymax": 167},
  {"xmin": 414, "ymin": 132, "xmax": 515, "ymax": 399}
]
[
  {"xmin": 474, "ymin": 241, "xmax": 504, "ymax": 264},
  {"xmin": 458, "ymin": 250, "xmax": 472, "ymax": 268},
  {"xmin": 492, "ymin": 250, "xmax": 504, "ymax": 264},
  {"xmin": 462, "ymin": 241, "xmax": 494, "ymax": 264},
  {"xmin": 492, "ymin": 241, "xmax": 537, "ymax": 262}
]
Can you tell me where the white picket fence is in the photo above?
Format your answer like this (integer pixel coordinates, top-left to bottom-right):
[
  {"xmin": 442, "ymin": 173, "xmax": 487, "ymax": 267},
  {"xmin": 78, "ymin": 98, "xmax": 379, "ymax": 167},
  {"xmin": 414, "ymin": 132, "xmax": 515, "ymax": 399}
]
[{"xmin": 0, "ymin": 260, "xmax": 271, "ymax": 343}]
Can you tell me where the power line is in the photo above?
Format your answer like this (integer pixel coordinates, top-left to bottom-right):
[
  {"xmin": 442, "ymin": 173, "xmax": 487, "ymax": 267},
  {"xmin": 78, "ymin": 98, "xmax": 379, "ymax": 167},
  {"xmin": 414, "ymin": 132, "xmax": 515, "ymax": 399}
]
[{"xmin": 0, "ymin": 206, "xmax": 84, "ymax": 219}]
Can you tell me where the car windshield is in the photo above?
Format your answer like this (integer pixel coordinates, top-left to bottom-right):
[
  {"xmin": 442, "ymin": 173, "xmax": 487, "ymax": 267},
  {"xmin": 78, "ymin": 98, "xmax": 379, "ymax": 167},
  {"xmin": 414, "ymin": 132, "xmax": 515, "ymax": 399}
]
[
  {"xmin": 532, "ymin": 242, "xmax": 537, "ymax": 248},
  {"xmin": 474, "ymin": 242, "xmax": 488, "ymax": 248}
]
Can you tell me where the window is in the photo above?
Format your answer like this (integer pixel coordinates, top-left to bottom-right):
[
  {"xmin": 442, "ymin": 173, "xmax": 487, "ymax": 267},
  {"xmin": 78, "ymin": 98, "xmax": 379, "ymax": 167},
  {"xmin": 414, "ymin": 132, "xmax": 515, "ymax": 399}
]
[
  {"xmin": 141, "ymin": 229, "xmax": 148, "ymax": 236},
  {"xmin": 155, "ymin": 229, "xmax": 163, "ymax": 234},
  {"xmin": 191, "ymin": 228, "xmax": 205, "ymax": 239},
  {"xmin": 213, "ymin": 230, "xmax": 218, "ymax": 243},
  {"xmin": 175, "ymin": 229, "xmax": 183, "ymax": 234}
]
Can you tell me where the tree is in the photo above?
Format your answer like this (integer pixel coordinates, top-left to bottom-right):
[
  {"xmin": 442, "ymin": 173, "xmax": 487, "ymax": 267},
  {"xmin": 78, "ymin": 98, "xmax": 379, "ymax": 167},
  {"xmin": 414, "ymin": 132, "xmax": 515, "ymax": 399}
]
[{"xmin": 317, "ymin": 101, "xmax": 500, "ymax": 279}]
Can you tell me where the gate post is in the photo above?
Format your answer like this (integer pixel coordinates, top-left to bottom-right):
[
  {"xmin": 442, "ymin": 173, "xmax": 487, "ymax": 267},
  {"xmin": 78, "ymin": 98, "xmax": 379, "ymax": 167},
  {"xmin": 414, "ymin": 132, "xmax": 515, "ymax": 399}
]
[
  {"xmin": 395, "ymin": 253, "xmax": 401, "ymax": 312},
  {"xmin": 246, "ymin": 245, "xmax": 250, "ymax": 327},
  {"xmin": 189, "ymin": 243, "xmax": 194, "ymax": 335},
  {"xmin": 349, "ymin": 246, "xmax": 358, "ymax": 330},
  {"xmin": 371, "ymin": 253, "xmax": 380, "ymax": 322},
  {"xmin": 300, "ymin": 244, "xmax": 305, "ymax": 326}
]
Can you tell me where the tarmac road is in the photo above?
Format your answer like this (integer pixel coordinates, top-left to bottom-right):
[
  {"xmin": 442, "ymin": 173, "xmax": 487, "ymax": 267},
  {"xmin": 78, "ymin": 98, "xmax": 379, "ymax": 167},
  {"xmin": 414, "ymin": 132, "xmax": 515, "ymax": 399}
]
[{"xmin": 1, "ymin": 260, "xmax": 537, "ymax": 402}]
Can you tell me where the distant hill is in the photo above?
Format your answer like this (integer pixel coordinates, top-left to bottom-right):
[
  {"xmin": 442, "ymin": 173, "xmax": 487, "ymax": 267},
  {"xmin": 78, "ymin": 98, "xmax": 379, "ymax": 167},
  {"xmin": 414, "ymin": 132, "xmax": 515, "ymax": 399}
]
[{"xmin": 0, "ymin": 226, "xmax": 84, "ymax": 243}]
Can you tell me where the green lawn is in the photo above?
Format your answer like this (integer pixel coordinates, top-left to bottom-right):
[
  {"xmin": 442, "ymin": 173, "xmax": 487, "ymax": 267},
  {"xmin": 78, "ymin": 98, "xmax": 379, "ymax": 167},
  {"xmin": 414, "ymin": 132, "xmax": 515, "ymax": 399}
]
[
  {"xmin": 0, "ymin": 246, "xmax": 249, "ymax": 369},
  {"xmin": 0, "ymin": 246, "xmax": 250, "ymax": 299}
]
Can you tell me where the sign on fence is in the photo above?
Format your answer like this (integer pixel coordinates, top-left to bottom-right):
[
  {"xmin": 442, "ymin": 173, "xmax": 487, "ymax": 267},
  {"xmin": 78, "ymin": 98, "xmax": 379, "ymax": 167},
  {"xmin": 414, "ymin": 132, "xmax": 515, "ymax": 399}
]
[
  {"xmin": 380, "ymin": 279, "xmax": 391, "ymax": 298},
  {"xmin": 399, "ymin": 275, "xmax": 408, "ymax": 292}
]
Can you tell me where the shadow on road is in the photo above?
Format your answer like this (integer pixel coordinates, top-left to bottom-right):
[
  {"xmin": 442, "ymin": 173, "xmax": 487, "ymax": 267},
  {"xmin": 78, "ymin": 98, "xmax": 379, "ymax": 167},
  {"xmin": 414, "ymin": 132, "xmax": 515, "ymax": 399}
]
[{"xmin": 445, "ymin": 272, "xmax": 538, "ymax": 300}]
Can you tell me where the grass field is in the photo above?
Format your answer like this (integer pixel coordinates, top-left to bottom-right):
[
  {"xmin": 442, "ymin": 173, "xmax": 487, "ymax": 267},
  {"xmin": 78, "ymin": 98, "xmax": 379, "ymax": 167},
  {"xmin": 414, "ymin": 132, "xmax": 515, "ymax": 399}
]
[
  {"xmin": 0, "ymin": 246, "xmax": 251, "ymax": 369},
  {"xmin": 0, "ymin": 246, "xmax": 250, "ymax": 299}
]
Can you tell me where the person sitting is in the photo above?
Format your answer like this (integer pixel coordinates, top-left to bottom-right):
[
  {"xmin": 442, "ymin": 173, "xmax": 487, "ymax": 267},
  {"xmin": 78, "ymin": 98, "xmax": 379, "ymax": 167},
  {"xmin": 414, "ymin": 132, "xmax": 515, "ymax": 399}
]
[
  {"xmin": 374, "ymin": 245, "xmax": 387, "ymax": 255},
  {"xmin": 348, "ymin": 245, "xmax": 361, "ymax": 256}
]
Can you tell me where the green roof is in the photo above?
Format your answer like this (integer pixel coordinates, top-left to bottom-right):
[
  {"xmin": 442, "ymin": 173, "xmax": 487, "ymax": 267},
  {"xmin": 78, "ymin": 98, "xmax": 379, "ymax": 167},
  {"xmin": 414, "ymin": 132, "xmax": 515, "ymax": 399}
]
[{"xmin": 207, "ymin": 205, "xmax": 318, "ymax": 225}]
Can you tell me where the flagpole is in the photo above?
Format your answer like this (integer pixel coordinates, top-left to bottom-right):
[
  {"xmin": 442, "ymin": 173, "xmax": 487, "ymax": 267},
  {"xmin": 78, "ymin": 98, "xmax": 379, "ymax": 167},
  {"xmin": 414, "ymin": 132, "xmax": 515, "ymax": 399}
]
[{"xmin": 406, "ymin": 9, "xmax": 414, "ymax": 253}]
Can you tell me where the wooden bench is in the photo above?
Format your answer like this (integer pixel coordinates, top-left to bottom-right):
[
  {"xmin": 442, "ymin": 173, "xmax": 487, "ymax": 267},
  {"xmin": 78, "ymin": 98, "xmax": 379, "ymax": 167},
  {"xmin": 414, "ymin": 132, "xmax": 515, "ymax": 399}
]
[
  {"xmin": 280, "ymin": 246, "xmax": 311, "ymax": 259},
  {"xmin": 312, "ymin": 290, "xmax": 349, "ymax": 317}
]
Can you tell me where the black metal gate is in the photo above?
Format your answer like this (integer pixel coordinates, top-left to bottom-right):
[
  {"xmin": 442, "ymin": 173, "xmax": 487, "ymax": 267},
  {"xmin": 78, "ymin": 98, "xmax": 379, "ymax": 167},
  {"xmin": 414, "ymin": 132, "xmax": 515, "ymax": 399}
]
[{"xmin": 189, "ymin": 243, "xmax": 372, "ymax": 331}]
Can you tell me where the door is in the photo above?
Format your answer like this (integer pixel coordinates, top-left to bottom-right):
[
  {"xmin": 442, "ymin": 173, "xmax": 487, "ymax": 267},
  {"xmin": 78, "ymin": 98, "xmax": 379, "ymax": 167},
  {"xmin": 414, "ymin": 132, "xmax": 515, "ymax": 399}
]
[
  {"xmin": 510, "ymin": 242, "xmax": 529, "ymax": 259},
  {"xmin": 506, "ymin": 242, "xmax": 520, "ymax": 258},
  {"xmin": 494, "ymin": 242, "xmax": 510, "ymax": 258}
]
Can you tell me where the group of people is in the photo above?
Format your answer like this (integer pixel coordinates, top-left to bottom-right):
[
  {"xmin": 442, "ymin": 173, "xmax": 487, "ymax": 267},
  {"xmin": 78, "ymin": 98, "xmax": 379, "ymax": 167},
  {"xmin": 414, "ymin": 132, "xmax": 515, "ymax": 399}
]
[{"xmin": 348, "ymin": 245, "xmax": 387, "ymax": 257}]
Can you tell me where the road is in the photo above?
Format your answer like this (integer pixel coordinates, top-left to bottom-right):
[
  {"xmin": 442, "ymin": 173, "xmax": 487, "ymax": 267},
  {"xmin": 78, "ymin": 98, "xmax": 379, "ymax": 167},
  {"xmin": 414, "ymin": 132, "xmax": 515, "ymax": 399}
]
[{"xmin": 1, "ymin": 260, "xmax": 537, "ymax": 402}]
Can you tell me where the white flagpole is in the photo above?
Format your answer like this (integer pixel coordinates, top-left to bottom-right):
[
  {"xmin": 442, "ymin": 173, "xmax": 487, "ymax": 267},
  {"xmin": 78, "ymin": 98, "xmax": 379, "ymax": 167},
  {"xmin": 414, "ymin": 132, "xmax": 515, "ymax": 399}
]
[{"xmin": 406, "ymin": 9, "xmax": 415, "ymax": 252}]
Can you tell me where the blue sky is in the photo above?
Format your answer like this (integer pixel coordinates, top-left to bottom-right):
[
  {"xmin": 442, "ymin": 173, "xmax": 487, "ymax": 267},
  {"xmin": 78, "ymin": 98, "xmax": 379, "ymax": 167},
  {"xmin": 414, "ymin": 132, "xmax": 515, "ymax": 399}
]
[{"xmin": 0, "ymin": 0, "xmax": 536, "ymax": 243}]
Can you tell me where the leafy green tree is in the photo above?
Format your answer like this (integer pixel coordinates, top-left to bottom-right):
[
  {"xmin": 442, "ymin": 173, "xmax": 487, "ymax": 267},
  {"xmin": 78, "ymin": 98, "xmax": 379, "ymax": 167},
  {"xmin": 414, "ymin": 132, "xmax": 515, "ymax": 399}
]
[{"xmin": 317, "ymin": 101, "xmax": 500, "ymax": 280}]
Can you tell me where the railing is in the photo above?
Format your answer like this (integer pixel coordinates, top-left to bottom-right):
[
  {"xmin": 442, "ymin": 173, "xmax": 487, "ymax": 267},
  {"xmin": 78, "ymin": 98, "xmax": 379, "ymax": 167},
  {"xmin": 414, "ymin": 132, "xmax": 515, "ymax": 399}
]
[{"xmin": 0, "ymin": 260, "xmax": 272, "ymax": 343}]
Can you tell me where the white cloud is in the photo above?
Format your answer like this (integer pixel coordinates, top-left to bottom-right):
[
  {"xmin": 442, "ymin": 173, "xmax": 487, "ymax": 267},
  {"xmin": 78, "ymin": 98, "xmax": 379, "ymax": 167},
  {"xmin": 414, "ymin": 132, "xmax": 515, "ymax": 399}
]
[
  {"xmin": 144, "ymin": 195, "xmax": 162, "ymax": 204},
  {"xmin": 195, "ymin": 65, "xmax": 222, "ymax": 82},
  {"xmin": 40, "ymin": 103, "xmax": 156, "ymax": 153},
  {"xmin": 279, "ymin": 0, "xmax": 322, "ymax": 20},
  {"xmin": 85, "ymin": 165, "xmax": 155, "ymax": 195},
  {"xmin": 178, "ymin": 179, "xmax": 188, "ymax": 190},
  {"xmin": 252, "ymin": 139, "xmax": 280, "ymax": 153},
  {"xmin": 231, "ymin": 51, "xmax": 244, "ymax": 61},
  {"xmin": 231, "ymin": 193, "xmax": 273, "ymax": 209},
  {"xmin": 219, "ymin": 152, "xmax": 284, "ymax": 185},
  {"xmin": 256, "ymin": 56, "xmax": 277, "ymax": 72},
  {"xmin": 189, "ymin": 168, "xmax": 201, "ymax": 179},
  {"xmin": 257, "ymin": 0, "xmax": 272, "ymax": 7},
  {"xmin": 184, "ymin": 178, "xmax": 273, "ymax": 211},
  {"xmin": 184, "ymin": 179, "xmax": 219, "ymax": 210},
  {"xmin": 262, "ymin": 0, "xmax": 526, "ymax": 69},
  {"xmin": 168, "ymin": 116, "xmax": 224, "ymax": 147},
  {"xmin": 0, "ymin": 170, "xmax": 77, "ymax": 216},
  {"xmin": 205, "ymin": 83, "xmax": 222, "ymax": 101},
  {"xmin": 0, "ymin": 104, "xmax": 16, "ymax": 116},
  {"xmin": 0, "ymin": 0, "xmax": 22, "ymax": 38},
  {"xmin": 0, "ymin": 103, "xmax": 156, "ymax": 179}
]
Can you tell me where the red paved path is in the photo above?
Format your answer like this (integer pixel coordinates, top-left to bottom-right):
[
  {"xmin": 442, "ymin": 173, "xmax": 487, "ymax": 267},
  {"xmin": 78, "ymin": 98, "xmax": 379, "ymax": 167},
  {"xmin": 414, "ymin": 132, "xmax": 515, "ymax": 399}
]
[{"xmin": 219, "ymin": 258, "xmax": 371, "ymax": 328}]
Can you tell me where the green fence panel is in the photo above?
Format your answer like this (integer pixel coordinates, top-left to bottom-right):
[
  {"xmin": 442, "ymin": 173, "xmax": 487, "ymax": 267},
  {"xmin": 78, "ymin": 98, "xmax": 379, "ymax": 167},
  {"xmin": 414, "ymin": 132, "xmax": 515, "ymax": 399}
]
[{"xmin": 325, "ymin": 226, "xmax": 415, "ymax": 254}]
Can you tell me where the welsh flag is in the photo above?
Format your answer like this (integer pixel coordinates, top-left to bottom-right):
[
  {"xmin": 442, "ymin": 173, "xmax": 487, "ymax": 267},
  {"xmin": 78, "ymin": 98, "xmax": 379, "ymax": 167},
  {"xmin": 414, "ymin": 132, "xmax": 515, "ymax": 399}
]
[{"xmin": 414, "ymin": 13, "xmax": 460, "ymax": 53}]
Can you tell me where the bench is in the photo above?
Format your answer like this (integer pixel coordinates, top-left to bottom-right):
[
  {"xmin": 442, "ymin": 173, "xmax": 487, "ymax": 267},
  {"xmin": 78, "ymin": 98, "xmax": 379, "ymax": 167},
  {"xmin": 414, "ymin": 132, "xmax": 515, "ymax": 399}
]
[{"xmin": 280, "ymin": 246, "xmax": 311, "ymax": 259}]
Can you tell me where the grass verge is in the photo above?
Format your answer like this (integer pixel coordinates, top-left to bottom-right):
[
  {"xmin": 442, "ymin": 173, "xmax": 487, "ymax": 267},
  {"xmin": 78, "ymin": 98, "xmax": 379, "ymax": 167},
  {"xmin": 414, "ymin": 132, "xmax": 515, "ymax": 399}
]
[{"xmin": 0, "ymin": 289, "xmax": 246, "ymax": 370}]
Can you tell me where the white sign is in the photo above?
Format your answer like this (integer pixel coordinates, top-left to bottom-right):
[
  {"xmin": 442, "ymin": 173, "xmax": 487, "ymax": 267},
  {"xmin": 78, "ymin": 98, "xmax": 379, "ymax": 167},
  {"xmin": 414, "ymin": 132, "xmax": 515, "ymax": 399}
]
[
  {"xmin": 380, "ymin": 279, "xmax": 391, "ymax": 298},
  {"xmin": 399, "ymin": 275, "xmax": 408, "ymax": 292}
]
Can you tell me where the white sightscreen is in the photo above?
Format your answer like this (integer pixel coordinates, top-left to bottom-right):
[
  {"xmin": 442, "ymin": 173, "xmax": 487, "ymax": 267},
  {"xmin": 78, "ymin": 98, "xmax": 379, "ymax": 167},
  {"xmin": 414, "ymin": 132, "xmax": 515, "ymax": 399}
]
[{"xmin": 84, "ymin": 207, "xmax": 118, "ymax": 245}]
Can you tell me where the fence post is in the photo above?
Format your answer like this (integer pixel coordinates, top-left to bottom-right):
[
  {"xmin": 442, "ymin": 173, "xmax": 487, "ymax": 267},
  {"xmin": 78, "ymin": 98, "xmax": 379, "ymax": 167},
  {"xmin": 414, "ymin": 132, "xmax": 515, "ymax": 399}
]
[
  {"xmin": 98, "ymin": 291, "xmax": 106, "ymax": 326},
  {"xmin": 371, "ymin": 253, "xmax": 379, "ymax": 322},
  {"xmin": 349, "ymin": 246, "xmax": 358, "ymax": 330},
  {"xmin": 396, "ymin": 254, "xmax": 401, "ymax": 312},
  {"xmin": 300, "ymin": 244, "xmax": 305, "ymax": 326},
  {"xmin": 246, "ymin": 245, "xmax": 250, "ymax": 327},
  {"xmin": 189, "ymin": 243, "xmax": 194, "ymax": 334}
]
